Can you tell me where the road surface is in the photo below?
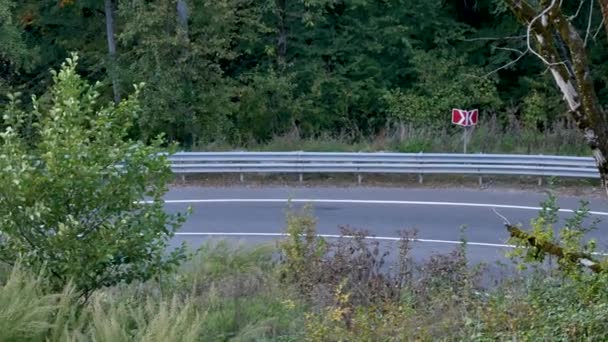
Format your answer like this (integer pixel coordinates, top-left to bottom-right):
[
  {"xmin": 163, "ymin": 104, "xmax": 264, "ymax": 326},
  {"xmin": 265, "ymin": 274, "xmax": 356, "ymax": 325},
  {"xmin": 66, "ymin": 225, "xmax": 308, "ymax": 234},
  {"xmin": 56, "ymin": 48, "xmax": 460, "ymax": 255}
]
[{"xmin": 164, "ymin": 186, "xmax": 608, "ymax": 266}]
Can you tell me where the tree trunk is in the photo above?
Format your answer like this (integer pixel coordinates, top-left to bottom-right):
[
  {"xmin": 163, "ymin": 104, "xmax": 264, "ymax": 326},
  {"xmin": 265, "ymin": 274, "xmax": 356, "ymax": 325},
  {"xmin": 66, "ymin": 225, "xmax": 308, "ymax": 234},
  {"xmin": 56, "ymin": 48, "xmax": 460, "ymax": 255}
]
[
  {"xmin": 275, "ymin": 0, "xmax": 288, "ymax": 69},
  {"xmin": 505, "ymin": 0, "xmax": 608, "ymax": 196},
  {"xmin": 177, "ymin": 0, "xmax": 189, "ymax": 37},
  {"xmin": 104, "ymin": 0, "xmax": 120, "ymax": 104}
]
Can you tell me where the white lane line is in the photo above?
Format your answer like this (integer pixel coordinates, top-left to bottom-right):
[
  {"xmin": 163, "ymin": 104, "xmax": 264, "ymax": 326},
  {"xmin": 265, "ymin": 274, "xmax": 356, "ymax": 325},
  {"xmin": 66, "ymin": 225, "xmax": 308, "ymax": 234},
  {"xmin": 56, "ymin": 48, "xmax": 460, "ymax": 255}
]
[
  {"xmin": 174, "ymin": 232, "xmax": 514, "ymax": 248},
  {"xmin": 174, "ymin": 232, "xmax": 608, "ymax": 256},
  {"xmin": 155, "ymin": 198, "xmax": 608, "ymax": 216}
]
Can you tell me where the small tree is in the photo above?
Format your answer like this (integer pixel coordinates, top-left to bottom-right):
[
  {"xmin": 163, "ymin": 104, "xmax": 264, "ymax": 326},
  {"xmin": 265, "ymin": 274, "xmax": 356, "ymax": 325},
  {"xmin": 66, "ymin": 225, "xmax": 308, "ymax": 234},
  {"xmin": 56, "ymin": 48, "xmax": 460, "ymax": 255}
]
[{"xmin": 0, "ymin": 54, "xmax": 187, "ymax": 298}]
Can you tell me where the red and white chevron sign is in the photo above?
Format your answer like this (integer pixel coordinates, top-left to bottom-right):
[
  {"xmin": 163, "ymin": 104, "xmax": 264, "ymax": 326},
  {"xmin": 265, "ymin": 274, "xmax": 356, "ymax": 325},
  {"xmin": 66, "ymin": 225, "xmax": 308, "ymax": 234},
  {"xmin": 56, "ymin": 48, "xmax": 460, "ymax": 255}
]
[{"xmin": 451, "ymin": 108, "xmax": 478, "ymax": 127}]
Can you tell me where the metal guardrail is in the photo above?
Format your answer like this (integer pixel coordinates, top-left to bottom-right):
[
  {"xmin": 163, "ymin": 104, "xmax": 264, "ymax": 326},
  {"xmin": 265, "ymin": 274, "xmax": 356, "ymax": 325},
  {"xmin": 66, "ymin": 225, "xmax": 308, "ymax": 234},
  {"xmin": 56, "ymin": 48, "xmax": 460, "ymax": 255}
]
[{"xmin": 166, "ymin": 152, "xmax": 600, "ymax": 182}]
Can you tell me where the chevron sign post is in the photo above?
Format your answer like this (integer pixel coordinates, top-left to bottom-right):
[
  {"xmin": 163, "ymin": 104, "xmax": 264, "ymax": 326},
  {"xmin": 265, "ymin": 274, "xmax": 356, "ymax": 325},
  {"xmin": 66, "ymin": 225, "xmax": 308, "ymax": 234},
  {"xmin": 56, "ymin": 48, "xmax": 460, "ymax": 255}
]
[{"xmin": 452, "ymin": 108, "xmax": 478, "ymax": 153}]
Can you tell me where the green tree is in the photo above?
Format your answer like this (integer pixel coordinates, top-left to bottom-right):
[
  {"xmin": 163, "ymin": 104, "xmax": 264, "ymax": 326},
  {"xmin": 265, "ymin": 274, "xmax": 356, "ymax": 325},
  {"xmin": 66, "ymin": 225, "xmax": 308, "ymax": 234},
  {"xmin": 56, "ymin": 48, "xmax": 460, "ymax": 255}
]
[
  {"xmin": 0, "ymin": 54, "xmax": 187, "ymax": 299},
  {"xmin": 234, "ymin": 69, "xmax": 303, "ymax": 143},
  {"xmin": 117, "ymin": 0, "xmax": 241, "ymax": 147},
  {"xmin": 7, "ymin": 0, "xmax": 115, "ymax": 102},
  {"xmin": 234, "ymin": 0, "xmax": 480, "ymax": 139},
  {"xmin": 385, "ymin": 50, "xmax": 501, "ymax": 129}
]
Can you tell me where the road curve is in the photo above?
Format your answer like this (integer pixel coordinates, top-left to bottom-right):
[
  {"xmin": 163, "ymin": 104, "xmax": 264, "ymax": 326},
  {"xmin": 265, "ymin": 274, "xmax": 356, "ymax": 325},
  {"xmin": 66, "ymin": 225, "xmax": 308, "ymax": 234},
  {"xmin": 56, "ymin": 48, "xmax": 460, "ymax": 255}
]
[{"xmin": 165, "ymin": 186, "xmax": 608, "ymax": 265}]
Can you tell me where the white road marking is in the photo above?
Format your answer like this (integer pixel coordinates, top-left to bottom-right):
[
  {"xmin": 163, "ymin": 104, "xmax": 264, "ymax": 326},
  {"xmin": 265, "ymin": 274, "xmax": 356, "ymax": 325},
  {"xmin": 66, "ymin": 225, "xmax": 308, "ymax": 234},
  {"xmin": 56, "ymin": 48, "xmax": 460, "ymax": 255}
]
[
  {"xmin": 173, "ymin": 232, "xmax": 608, "ymax": 256},
  {"xmin": 175, "ymin": 232, "xmax": 514, "ymax": 248},
  {"xmin": 151, "ymin": 198, "xmax": 607, "ymax": 254},
  {"xmin": 153, "ymin": 198, "xmax": 608, "ymax": 216}
]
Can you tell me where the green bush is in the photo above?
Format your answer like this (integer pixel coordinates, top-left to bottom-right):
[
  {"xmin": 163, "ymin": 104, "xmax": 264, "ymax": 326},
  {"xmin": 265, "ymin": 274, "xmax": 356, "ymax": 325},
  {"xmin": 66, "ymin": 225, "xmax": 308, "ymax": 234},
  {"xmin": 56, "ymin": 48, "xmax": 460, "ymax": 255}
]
[{"xmin": 0, "ymin": 54, "xmax": 187, "ymax": 298}]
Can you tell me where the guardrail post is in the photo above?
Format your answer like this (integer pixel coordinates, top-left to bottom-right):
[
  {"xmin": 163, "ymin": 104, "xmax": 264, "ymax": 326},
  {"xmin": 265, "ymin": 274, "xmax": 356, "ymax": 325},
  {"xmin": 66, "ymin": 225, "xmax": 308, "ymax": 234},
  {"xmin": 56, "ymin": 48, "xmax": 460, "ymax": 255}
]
[
  {"xmin": 299, "ymin": 173, "xmax": 303, "ymax": 183},
  {"xmin": 538, "ymin": 154, "xmax": 543, "ymax": 186},
  {"xmin": 418, "ymin": 151, "xmax": 424, "ymax": 184},
  {"xmin": 478, "ymin": 176, "xmax": 483, "ymax": 186},
  {"xmin": 180, "ymin": 174, "xmax": 186, "ymax": 183},
  {"xmin": 357, "ymin": 174, "xmax": 362, "ymax": 185},
  {"xmin": 240, "ymin": 173, "xmax": 244, "ymax": 183}
]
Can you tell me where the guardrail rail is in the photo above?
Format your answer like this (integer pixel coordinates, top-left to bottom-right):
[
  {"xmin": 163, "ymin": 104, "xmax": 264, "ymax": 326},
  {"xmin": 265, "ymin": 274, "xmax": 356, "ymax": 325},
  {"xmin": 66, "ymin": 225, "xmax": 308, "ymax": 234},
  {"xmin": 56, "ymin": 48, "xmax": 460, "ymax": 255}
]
[{"xmin": 166, "ymin": 152, "xmax": 599, "ymax": 184}]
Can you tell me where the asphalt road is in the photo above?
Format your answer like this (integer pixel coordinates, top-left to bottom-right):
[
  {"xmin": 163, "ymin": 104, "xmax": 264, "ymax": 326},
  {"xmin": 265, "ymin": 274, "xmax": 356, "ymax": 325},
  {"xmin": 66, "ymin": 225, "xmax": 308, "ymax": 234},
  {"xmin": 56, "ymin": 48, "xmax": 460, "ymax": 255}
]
[{"xmin": 165, "ymin": 186, "xmax": 608, "ymax": 267}]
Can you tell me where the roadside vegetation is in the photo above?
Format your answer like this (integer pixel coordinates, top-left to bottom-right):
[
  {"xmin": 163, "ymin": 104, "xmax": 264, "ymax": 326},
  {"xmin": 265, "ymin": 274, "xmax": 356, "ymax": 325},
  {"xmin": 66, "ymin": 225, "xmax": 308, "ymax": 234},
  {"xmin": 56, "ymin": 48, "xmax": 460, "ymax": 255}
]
[
  {"xmin": 2, "ymin": 1, "xmax": 608, "ymax": 340},
  {"xmin": 1, "ymin": 202, "xmax": 608, "ymax": 341},
  {"xmin": 201, "ymin": 123, "xmax": 588, "ymax": 156}
]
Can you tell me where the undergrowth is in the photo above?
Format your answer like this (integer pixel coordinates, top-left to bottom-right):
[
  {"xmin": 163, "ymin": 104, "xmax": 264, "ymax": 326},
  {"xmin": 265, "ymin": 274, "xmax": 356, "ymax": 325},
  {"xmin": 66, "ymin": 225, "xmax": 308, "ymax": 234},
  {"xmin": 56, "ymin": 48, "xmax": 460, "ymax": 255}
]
[
  {"xmin": 200, "ymin": 122, "xmax": 588, "ymax": 156},
  {"xmin": 1, "ymin": 206, "xmax": 607, "ymax": 341}
]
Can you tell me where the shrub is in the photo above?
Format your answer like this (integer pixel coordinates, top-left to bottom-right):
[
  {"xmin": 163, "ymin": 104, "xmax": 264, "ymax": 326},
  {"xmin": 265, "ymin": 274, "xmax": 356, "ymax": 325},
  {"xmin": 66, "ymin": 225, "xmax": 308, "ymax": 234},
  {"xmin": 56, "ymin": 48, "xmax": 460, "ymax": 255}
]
[{"xmin": 0, "ymin": 54, "xmax": 187, "ymax": 299}]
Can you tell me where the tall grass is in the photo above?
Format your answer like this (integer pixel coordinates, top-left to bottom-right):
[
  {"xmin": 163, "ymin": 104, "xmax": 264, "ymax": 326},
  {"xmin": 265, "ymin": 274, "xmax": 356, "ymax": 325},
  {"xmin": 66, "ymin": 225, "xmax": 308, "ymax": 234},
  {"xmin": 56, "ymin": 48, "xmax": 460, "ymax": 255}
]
[
  {"xmin": 74, "ymin": 295, "xmax": 201, "ymax": 342},
  {"xmin": 198, "ymin": 120, "xmax": 588, "ymax": 156},
  {"xmin": 0, "ymin": 265, "xmax": 69, "ymax": 341},
  {"xmin": 2, "ymin": 224, "xmax": 607, "ymax": 341},
  {"xmin": 0, "ymin": 242, "xmax": 304, "ymax": 342}
]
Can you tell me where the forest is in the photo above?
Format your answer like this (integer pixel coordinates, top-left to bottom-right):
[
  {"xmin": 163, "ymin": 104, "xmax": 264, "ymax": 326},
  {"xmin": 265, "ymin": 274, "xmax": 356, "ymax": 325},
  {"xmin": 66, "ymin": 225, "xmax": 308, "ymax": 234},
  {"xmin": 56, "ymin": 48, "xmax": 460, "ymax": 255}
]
[{"xmin": 1, "ymin": 0, "xmax": 606, "ymax": 151}]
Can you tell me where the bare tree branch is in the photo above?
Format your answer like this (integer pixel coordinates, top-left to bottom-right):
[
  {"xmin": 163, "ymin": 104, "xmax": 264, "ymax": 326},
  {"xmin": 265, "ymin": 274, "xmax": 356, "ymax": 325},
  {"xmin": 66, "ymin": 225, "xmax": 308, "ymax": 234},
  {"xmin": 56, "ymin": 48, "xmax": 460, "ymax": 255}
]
[
  {"xmin": 492, "ymin": 46, "xmax": 526, "ymax": 54},
  {"xmin": 527, "ymin": 0, "xmax": 562, "ymax": 67},
  {"xmin": 569, "ymin": 0, "xmax": 587, "ymax": 20},
  {"xmin": 463, "ymin": 35, "xmax": 527, "ymax": 42},
  {"xmin": 492, "ymin": 208, "xmax": 511, "ymax": 225},
  {"xmin": 506, "ymin": 224, "xmax": 603, "ymax": 273},
  {"xmin": 465, "ymin": 45, "xmax": 528, "ymax": 80},
  {"xmin": 593, "ymin": 15, "xmax": 605, "ymax": 40},
  {"xmin": 480, "ymin": 49, "xmax": 528, "ymax": 78},
  {"xmin": 584, "ymin": 0, "xmax": 594, "ymax": 46}
]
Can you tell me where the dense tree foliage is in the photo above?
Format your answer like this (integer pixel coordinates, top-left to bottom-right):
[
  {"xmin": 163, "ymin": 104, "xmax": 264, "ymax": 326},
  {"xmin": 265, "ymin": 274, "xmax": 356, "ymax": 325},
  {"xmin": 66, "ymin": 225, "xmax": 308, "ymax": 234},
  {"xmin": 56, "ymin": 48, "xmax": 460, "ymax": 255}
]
[{"xmin": 0, "ymin": 0, "xmax": 606, "ymax": 148}]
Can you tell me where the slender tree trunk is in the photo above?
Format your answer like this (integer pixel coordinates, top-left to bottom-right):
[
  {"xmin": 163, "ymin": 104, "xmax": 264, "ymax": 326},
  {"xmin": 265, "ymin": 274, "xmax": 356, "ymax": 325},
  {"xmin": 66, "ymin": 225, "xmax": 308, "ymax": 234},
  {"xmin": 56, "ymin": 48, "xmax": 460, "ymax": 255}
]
[
  {"xmin": 176, "ymin": 0, "xmax": 192, "ymax": 144},
  {"xmin": 104, "ymin": 0, "xmax": 120, "ymax": 104},
  {"xmin": 275, "ymin": 0, "xmax": 288, "ymax": 69},
  {"xmin": 505, "ymin": 0, "xmax": 608, "ymax": 196},
  {"xmin": 177, "ymin": 0, "xmax": 189, "ymax": 37}
]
